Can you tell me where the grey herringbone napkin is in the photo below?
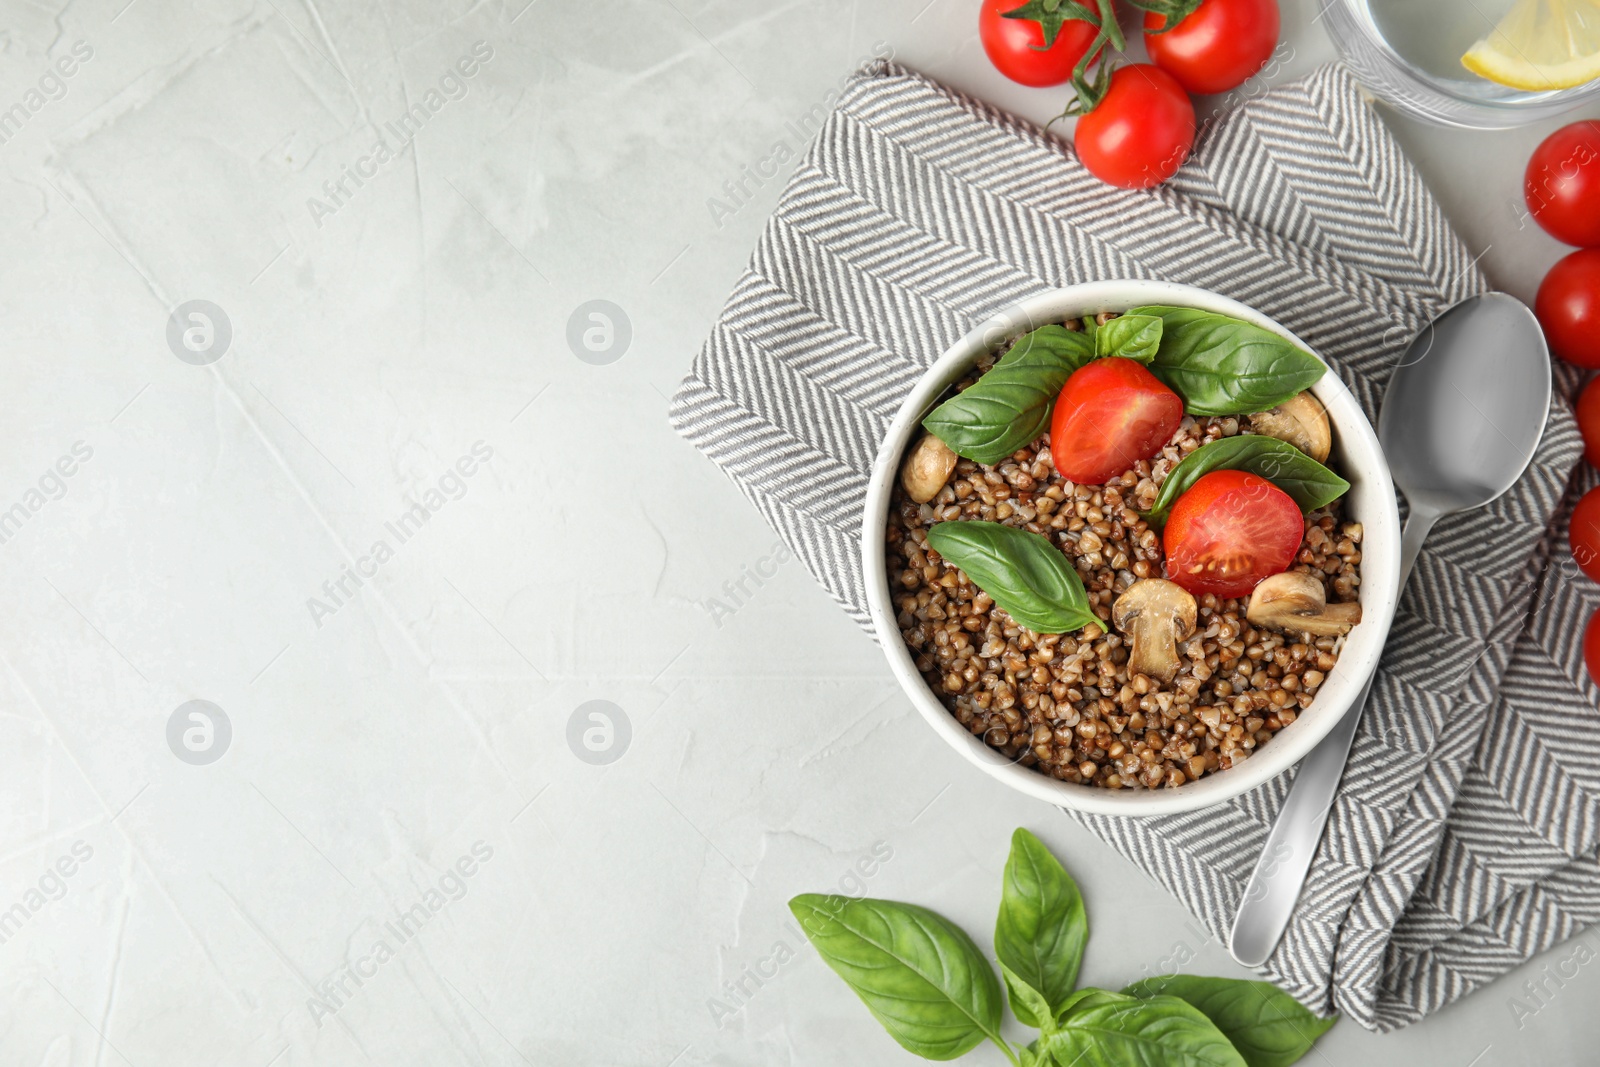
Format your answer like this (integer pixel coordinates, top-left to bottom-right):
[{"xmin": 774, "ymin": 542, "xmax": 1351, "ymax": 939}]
[{"xmin": 669, "ymin": 60, "xmax": 1595, "ymax": 1031}]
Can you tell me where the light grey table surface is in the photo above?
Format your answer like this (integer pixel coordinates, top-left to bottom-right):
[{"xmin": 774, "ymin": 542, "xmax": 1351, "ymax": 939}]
[{"xmin": 0, "ymin": 0, "xmax": 1592, "ymax": 1064}]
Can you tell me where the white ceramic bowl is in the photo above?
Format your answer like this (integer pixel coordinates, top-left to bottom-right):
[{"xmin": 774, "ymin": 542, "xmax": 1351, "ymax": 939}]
[{"xmin": 863, "ymin": 281, "xmax": 1402, "ymax": 815}]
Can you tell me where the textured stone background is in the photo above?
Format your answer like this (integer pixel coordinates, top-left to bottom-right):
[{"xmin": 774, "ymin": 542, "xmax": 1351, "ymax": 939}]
[{"xmin": 0, "ymin": 0, "xmax": 1589, "ymax": 1063}]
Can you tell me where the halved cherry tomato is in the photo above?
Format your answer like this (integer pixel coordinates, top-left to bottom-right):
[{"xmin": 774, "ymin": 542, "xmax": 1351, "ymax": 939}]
[
  {"xmin": 1538, "ymin": 249, "xmax": 1600, "ymax": 368},
  {"xmin": 1585, "ymin": 609, "xmax": 1600, "ymax": 688},
  {"xmin": 1144, "ymin": 0, "xmax": 1280, "ymax": 96},
  {"xmin": 1163, "ymin": 469, "xmax": 1302, "ymax": 598},
  {"xmin": 1050, "ymin": 357, "xmax": 1183, "ymax": 484},
  {"xmin": 979, "ymin": 0, "xmax": 1100, "ymax": 88},
  {"xmin": 1074, "ymin": 64, "xmax": 1196, "ymax": 189},
  {"xmin": 1578, "ymin": 377, "xmax": 1600, "ymax": 468},
  {"xmin": 1570, "ymin": 486, "xmax": 1600, "ymax": 582}
]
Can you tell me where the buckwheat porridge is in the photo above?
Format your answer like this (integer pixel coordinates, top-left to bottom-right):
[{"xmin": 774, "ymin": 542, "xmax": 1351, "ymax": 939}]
[{"xmin": 886, "ymin": 311, "xmax": 1363, "ymax": 789}]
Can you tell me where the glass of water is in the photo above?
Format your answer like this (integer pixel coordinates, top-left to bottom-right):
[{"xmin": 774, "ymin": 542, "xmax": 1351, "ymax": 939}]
[{"xmin": 1325, "ymin": 0, "xmax": 1600, "ymax": 128}]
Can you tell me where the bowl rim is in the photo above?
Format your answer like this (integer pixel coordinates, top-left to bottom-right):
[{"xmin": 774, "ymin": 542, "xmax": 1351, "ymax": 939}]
[{"xmin": 861, "ymin": 280, "xmax": 1403, "ymax": 816}]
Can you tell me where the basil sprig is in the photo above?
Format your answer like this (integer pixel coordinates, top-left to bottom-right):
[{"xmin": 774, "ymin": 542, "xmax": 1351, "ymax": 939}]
[
  {"xmin": 1129, "ymin": 306, "xmax": 1325, "ymax": 416},
  {"xmin": 1093, "ymin": 313, "xmax": 1162, "ymax": 362},
  {"xmin": 922, "ymin": 325, "xmax": 1095, "ymax": 464},
  {"xmin": 1144, "ymin": 435, "xmax": 1350, "ymax": 525},
  {"xmin": 925, "ymin": 521, "xmax": 1100, "ymax": 635},
  {"xmin": 924, "ymin": 306, "xmax": 1321, "ymax": 467},
  {"xmin": 1122, "ymin": 976, "xmax": 1336, "ymax": 1067},
  {"xmin": 792, "ymin": 828, "xmax": 1337, "ymax": 1065},
  {"xmin": 1037, "ymin": 992, "xmax": 1248, "ymax": 1067}
]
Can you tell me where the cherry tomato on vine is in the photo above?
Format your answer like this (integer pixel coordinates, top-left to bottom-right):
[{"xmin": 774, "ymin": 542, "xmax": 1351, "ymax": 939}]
[
  {"xmin": 1536, "ymin": 248, "xmax": 1600, "ymax": 368},
  {"xmin": 1049, "ymin": 357, "xmax": 1183, "ymax": 484},
  {"xmin": 1143, "ymin": 0, "xmax": 1280, "ymax": 96},
  {"xmin": 1525, "ymin": 121, "xmax": 1600, "ymax": 248},
  {"xmin": 1163, "ymin": 470, "xmax": 1302, "ymax": 599},
  {"xmin": 1570, "ymin": 487, "xmax": 1600, "ymax": 582},
  {"xmin": 1074, "ymin": 64, "xmax": 1196, "ymax": 189},
  {"xmin": 979, "ymin": 0, "xmax": 1100, "ymax": 88}
]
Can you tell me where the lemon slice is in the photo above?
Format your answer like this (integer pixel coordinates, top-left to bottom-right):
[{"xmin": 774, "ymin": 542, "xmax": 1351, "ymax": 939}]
[{"xmin": 1462, "ymin": 0, "xmax": 1600, "ymax": 90}]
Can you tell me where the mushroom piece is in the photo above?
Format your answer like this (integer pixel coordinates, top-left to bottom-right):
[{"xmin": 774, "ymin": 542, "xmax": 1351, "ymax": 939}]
[
  {"xmin": 901, "ymin": 433, "xmax": 958, "ymax": 503},
  {"xmin": 1246, "ymin": 571, "xmax": 1362, "ymax": 637},
  {"xmin": 1111, "ymin": 579, "xmax": 1198, "ymax": 684},
  {"xmin": 1250, "ymin": 391, "xmax": 1332, "ymax": 463}
]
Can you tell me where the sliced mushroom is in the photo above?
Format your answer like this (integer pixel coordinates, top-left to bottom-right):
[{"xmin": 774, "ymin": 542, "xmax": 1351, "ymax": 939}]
[
  {"xmin": 1245, "ymin": 571, "xmax": 1361, "ymax": 637},
  {"xmin": 1250, "ymin": 391, "xmax": 1331, "ymax": 463},
  {"xmin": 1111, "ymin": 579, "xmax": 1198, "ymax": 684},
  {"xmin": 900, "ymin": 433, "xmax": 958, "ymax": 503}
]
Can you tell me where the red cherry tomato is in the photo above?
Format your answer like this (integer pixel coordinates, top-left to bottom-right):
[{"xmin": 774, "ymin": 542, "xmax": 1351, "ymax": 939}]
[
  {"xmin": 1163, "ymin": 469, "xmax": 1302, "ymax": 598},
  {"xmin": 1074, "ymin": 65, "xmax": 1196, "ymax": 189},
  {"xmin": 1577, "ymin": 377, "xmax": 1600, "ymax": 468},
  {"xmin": 1585, "ymin": 610, "xmax": 1600, "ymax": 688},
  {"xmin": 1536, "ymin": 249, "xmax": 1600, "ymax": 368},
  {"xmin": 979, "ymin": 0, "xmax": 1100, "ymax": 88},
  {"xmin": 1570, "ymin": 487, "xmax": 1600, "ymax": 582},
  {"xmin": 1525, "ymin": 121, "xmax": 1600, "ymax": 248},
  {"xmin": 1049, "ymin": 357, "xmax": 1183, "ymax": 484},
  {"xmin": 1144, "ymin": 0, "xmax": 1280, "ymax": 96}
]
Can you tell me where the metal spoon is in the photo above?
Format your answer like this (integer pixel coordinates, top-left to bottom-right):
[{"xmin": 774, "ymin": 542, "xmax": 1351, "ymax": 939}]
[{"xmin": 1228, "ymin": 292, "xmax": 1551, "ymax": 968}]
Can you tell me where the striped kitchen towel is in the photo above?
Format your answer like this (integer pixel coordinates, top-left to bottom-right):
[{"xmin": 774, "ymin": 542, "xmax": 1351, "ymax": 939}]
[{"xmin": 669, "ymin": 60, "xmax": 1597, "ymax": 1031}]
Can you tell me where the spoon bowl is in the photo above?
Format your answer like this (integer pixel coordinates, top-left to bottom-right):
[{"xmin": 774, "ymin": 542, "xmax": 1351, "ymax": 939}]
[{"xmin": 1381, "ymin": 293, "xmax": 1552, "ymax": 520}]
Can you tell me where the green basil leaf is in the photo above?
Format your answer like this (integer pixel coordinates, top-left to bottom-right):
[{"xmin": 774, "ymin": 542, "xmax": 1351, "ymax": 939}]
[
  {"xmin": 995, "ymin": 829, "xmax": 1089, "ymax": 1028},
  {"xmin": 1038, "ymin": 993, "xmax": 1248, "ymax": 1067},
  {"xmin": 1144, "ymin": 436, "xmax": 1350, "ymax": 525},
  {"xmin": 1001, "ymin": 960, "xmax": 1055, "ymax": 1032},
  {"xmin": 1056, "ymin": 989, "xmax": 1135, "ymax": 1021},
  {"xmin": 789, "ymin": 894, "xmax": 1003, "ymax": 1060},
  {"xmin": 922, "ymin": 325, "xmax": 1095, "ymax": 464},
  {"xmin": 1129, "ymin": 306, "xmax": 1325, "ymax": 416},
  {"xmin": 1122, "ymin": 976, "xmax": 1336, "ymax": 1067},
  {"xmin": 994, "ymin": 324, "xmax": 1092, "ymax": 371},
  {"xmin": 925, "ymin": 521, "xmax": 1100, "ymax": 635},
  {"xmin": 1094, "ymin": 313, "xmax": 1162, "ymax": 362}
]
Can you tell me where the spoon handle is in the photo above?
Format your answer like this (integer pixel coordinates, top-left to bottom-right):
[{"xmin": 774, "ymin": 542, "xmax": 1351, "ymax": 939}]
[{"xmin": 1228, "ymin": 508, "xmax": 1437, "ymax": 967}]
